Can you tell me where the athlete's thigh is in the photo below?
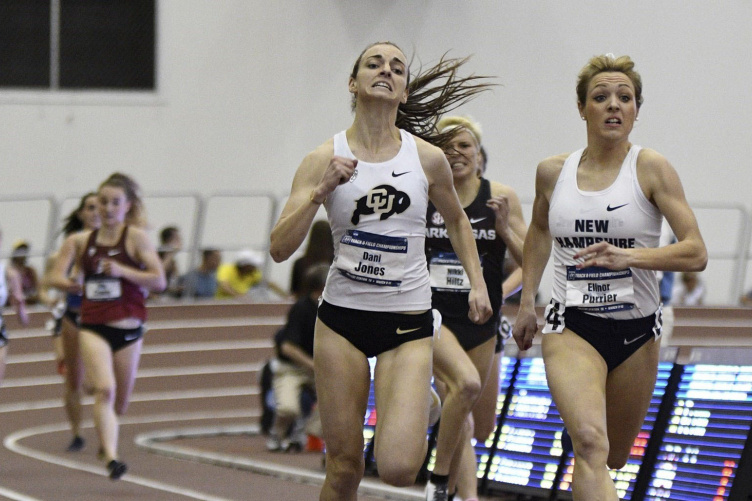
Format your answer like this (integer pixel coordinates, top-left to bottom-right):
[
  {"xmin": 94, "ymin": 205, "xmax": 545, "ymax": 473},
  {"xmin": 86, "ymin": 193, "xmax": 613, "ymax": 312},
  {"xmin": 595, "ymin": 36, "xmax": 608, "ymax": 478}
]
[
  {"xmin": 313, "ymin": 319, "xmax": 371, "ymax": 455},
  {"xmin": 470, "ymin": 347, "xmax": 501, "ymax": 439},
  {"xmin": 373, "ymin": 336, "xmax": 433, "ymax": 454},
  {"xmin": 466, "ymin": 336, "xmax": 496, "ymax": 393},
  {"xmin": 60, "ymin": 317, "xmax": 81, "ymax": 362},
  {"xmin": 113, "ymin": 338, "xmax": 143, "ymax": 406},
  {"xmin": 605, "ymin": 338, "xmax": 660, "ymax": 456},
  {"xmin": 60, "ymin": 319, "xmax": 83, "ymax": 386},
  {"xmin": 79, "ymin": 329, "xmax": 115, "ymax": 390},
  {"xmin": 432, "ymin": 324, "xmax": 478, "ymax": 389},
  {"xmin": 542, "ymin": 330, "xmax": 609, "ymax": 434}
]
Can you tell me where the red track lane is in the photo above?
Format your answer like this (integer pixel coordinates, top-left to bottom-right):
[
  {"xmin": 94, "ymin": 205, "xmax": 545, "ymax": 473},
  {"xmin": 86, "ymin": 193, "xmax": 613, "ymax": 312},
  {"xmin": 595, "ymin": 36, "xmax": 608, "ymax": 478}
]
[{"xmin": 0, "ymin": 301, "xmax": 443, "ymax": 501}]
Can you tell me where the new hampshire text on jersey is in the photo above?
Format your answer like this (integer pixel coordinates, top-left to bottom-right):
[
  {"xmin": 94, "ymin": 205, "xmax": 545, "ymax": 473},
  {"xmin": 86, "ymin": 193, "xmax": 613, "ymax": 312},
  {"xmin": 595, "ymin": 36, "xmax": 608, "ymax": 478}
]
[{"xmin": 555, "ymin": 218, "xmax": 636, "ymax": 249}]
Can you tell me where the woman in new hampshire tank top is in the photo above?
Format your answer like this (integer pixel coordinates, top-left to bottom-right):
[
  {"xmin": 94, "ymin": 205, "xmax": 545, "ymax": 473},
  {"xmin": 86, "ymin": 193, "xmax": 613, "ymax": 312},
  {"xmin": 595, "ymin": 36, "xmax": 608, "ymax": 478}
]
[{"xmin": 513, "ymin": 54, "xmax": 707, "ymax": 500}]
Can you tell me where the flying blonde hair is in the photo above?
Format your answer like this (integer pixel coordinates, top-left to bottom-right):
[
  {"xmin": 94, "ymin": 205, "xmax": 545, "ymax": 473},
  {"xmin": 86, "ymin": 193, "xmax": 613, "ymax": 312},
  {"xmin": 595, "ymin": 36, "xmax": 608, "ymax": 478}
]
[{"xmin": 436, "ymin": 115, "xmax": 482, "ymax": 147}]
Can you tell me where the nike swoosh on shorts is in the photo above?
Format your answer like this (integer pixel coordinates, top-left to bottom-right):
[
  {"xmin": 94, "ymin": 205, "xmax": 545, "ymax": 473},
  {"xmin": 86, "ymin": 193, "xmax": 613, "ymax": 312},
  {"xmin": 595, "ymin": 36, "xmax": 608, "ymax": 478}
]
[
  {"xmin": 624, "ymin": 333, "xmax": 647, "ymax": 345},
  {"xmin": 396, "ymin": 326, "xmax": 421, "ymax": 335}
]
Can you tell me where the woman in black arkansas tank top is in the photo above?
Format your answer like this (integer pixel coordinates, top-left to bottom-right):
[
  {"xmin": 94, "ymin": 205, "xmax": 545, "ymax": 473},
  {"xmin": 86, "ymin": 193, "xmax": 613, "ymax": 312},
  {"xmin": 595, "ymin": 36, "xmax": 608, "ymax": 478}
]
[{"xmin": 425, "ymin": 116, "xmax": 527, "ymax": 500}]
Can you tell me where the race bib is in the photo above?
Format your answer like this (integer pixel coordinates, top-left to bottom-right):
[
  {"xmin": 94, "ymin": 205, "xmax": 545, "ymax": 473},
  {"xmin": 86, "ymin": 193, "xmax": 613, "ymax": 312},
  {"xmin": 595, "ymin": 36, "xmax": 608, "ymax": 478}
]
[
  {"xmin": 85, "ymin": 277, "xmax": 122, "ymax": 301},
  {"xmin": 565, "ymin": 265, "xmax": 634, "ymax": 312},
  {"xmin": 429, "ymin": 252, "xmax": 477, "ymax": 292},
  {"xmin": 336, "ymin": 230, "xmax": 408, "ymax": 287}
]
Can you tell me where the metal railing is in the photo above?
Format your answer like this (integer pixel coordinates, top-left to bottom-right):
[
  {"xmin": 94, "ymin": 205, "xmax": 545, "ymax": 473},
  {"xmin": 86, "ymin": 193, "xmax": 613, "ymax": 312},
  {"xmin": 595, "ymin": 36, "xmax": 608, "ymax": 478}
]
[{"xmin": 1, "ymin": 193, "xmax": 750, "ymax": 304}]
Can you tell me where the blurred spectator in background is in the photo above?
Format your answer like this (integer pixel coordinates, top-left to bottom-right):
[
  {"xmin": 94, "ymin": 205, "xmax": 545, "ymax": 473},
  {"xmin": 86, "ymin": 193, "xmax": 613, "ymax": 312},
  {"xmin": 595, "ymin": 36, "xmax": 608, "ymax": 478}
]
[
  {"xmin": 179, "ymin": 248, "xmax": 221, "ymax": 299},
  {"xmin": 157, "ymin": 226, "xmax": 183, "ymax": 298},
  {"xmin": 8, "ymin": 239, "xmax": 41, "ymax": 305},
  {"xmin": 1, "ymin": 228, "xmax": 30, "ymax": 386},
  {"xmin": 266, "ymin": 263, "xmax": 328, "ymax": 452},
  {"xmin": 289, "ymin": 220, "xmax": 333, "ymax": 298},
  {"xmin": 215, "ymin": 250, "xmax": 264, "ymax": 298},
  {"xmin": 674, "ymin": 271, "xmax": 706, "ymax": 306}
]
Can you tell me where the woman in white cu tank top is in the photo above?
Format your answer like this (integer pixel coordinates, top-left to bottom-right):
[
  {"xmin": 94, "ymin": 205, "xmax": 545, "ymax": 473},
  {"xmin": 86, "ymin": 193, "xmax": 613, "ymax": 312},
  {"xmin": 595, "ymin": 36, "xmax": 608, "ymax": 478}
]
[
  {"xmin": 513, "ymin": 54, "xmax": 707, "ymax": 500},
  {"xmin": 270, "ymin": 42, "xmax": 493, "ymax": 500}
]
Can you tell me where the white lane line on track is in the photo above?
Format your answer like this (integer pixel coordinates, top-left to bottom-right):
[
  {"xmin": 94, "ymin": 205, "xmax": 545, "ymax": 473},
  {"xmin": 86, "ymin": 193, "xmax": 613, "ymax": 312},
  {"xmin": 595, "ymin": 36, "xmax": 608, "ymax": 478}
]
[
  {"xmin": 7, "ymin": 340, "xmax": 273, "ymax": 365},
  {"xmin": 3, "ymin": 410, "xmax": 261, "ymax": 501},
  {"xmin": 3, "ymin": 313, "xmax": 286, "ymax": 499},
  {"xmin": 3, "ymin": 362, "xmax": 267, "ymax": 388},
  {"xmin": 135, "ymin": 426, "xmax": 422, "ymax": 501},
  {"xmin": 0, "ymin": 487, "xmax": 42, "ymax": 501},
  {"xmin": 0, "ymin": 387, "xmax": 259, "ymax": 413},
  {"xmin": 3, "ymin": 403, "xmax": 420, "ymax": 500}
]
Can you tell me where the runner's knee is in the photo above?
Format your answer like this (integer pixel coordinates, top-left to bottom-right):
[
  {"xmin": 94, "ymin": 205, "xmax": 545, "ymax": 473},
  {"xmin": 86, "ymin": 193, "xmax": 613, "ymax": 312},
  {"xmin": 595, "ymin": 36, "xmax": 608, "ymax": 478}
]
[
  {"xmin": 571, "ymin": 423, "xmax": 609, "ymax": 463},
  {"xmin": 453, "ymin": 372, "xmax": 482, "ymax": 410},
  {"xmin": 376, "ymin": 455, "xmax": 422, "ymax": 487},
  {"xmin": 90, "ymin": 385, "xmax": 115, "ymax": 404},
  {"xmin": 325, "ymin": 450, "xmax": 364, "ymax": 491}
]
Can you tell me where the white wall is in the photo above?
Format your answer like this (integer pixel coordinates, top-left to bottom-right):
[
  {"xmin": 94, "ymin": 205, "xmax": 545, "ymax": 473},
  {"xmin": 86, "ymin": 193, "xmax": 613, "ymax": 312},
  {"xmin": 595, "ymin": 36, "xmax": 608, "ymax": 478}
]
[{"xmin": 1, "ymin": 0, "xmax": 750, "ymax": 304}]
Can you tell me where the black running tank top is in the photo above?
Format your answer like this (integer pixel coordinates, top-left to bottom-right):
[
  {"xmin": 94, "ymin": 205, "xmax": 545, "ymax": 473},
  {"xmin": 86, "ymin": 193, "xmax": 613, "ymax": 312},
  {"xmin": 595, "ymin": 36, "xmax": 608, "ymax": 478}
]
[{"xmin": 425, "ymin": 178, "xmax": 506, "ymax": 321}]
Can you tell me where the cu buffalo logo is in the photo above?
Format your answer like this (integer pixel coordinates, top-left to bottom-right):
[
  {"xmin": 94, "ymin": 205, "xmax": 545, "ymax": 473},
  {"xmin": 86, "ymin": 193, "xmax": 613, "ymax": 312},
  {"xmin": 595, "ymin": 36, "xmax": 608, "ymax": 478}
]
[{"xmin": 351, "ymin": 184, "xmax": 411, "ymax": 225}]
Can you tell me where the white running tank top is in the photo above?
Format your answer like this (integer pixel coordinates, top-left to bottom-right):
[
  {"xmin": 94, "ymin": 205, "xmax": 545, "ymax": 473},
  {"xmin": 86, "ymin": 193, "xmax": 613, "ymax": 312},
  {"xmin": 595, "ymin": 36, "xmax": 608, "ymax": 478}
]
[
  {"xmin": 548, "ymin": 145, "xmax": 662, "ymax": 319},
  {"xmin": 322, "ymin": 129, "xmax": 432, "ymax": 312}
]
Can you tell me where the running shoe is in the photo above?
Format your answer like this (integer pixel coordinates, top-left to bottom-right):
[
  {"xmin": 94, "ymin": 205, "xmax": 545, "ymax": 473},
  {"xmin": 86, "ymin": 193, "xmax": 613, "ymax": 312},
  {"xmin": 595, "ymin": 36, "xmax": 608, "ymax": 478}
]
[
  {"xmin": 107, "ymin": 459, "xmax": 128, "ymax": 480},
  {"xmin": 425, "ymin": 480, "xmax": 449, "ymax": 501},
  {"xmin": 66, "ymin": 436, "xmax": 84, "ymax": 452}
]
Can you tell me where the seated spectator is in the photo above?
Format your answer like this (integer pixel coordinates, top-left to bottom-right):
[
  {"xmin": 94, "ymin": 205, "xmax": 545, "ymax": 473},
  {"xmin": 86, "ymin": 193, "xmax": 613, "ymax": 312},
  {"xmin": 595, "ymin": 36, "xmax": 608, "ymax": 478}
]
[
  {"xmin": 674, "ymin": 271, "xmax": 706, "ymax": 306},
  {"xmin": 157, "ymin": 226, "xmax": 183, "ymax": 297},
  {"xmin": 289, "ymin": 220, "xmax": 333, "ymax": 298},
  {"xmin": 266, "ymin": 263, "xmax": 327, "ymax": 452},
  {"xmin": 8, "ymin": 239, "xmax": 41, "ymax": 305},
  {"xmin": 741, "ymin": 289, "xmax": 752, "ymax": 307},
  {"xmin": 179, "ymin": 248, "xmax": 221, "ymax": 298},
  {"xmin": 215, "ymin": 250, "xmax": 264, "ymax": 298}
]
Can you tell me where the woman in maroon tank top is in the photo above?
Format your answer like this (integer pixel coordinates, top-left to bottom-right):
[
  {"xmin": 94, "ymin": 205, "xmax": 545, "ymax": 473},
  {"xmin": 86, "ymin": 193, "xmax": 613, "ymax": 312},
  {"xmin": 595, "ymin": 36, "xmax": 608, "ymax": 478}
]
[{"xmin": 49, "ymin": 173, "xmax": 165, "ymax": 480}]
